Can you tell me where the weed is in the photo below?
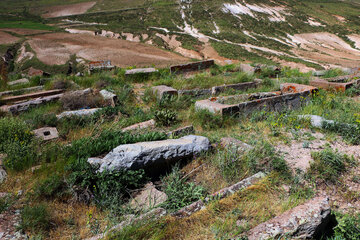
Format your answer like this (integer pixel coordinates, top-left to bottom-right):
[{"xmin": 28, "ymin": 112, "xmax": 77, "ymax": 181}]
[
  {"xmin": 213, "ymin": 147, "xmax": 246, "ymax": 183},
  {"xmin": 193, "ymin": 109, "xmax": 224, "ymax": 131},
  {"xmin": 308, "ymin": 148, "xmax": 355, "ymax": 183},
  {"xmin": 154, "ymin": 109, "xmax": 178, "ymax": 127},
  {"xmin": 328, "ymin": 213, "xmax": 360, "ymax": 239},
  {"xmin": 20, "ymin": 204, "xmax": 52, "ymax": 234},
  {"xmin": 161, "ymin": 165, "xmax": 207, "ymax": 212},
  {"xmin": 33, "ymin": 174, "xmax": 68, "ymax": 200}
]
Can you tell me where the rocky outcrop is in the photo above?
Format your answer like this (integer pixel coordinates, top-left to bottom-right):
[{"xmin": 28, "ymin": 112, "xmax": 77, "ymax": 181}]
[
  {"xmin": 88, "ymin": 135, "xmax": 210, "ymax": 173},
  {"xmin": 247, "ymin": 196, "xmax": 332, "ymax": 240}
]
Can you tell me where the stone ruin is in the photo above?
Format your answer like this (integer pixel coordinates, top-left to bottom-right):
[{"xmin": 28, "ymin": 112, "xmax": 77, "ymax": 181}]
[
  {"xmin": 88, "ymin": 60, "xmax": 115, "ymax": 74},
  {"xmin": 310, "ymin": 74, "xmax": 360, "ymax": 92},
  {"xmin": 195, "ymin": 83, "xmax": 317, "ymax": 116},
  {"xmin": 170, "ymin": 60, "xmax": 215, "ymax": 74},
  {"xmin": 33, "ymin": 127, "xmax": 59, "ymax": 141}
]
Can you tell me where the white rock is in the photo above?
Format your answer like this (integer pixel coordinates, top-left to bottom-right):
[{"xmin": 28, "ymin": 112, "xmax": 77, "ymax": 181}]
[{"xmin": 56, "ymin": 108, "xmax": 101, "ymax": 119}]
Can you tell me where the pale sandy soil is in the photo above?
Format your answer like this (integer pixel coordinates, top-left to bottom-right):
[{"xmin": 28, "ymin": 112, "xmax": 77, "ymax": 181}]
[
  {"xmin": 27, "ymin": 33, "xmax": 188, "ymax": 67},
  {"xmin": 348, "ymin": 34, "xmax": 360, "ymax": 49},
  {"xmin": 0, "ymin": 31, "xmax": 19, "ymax": 44},
  {"xmin": 276, "ymin": 130, "xmax": 360, "ymax": 172},
  {"xmin": 42, "ymin": 1, "xmax": 96, "ymax": 18},
  {"xmin": 0, "ymin": 28, "xmax": 50, "ymax": 36},
  {"xmin": 290, "ymin": 32, "xmax": 360, "ymax": 68}
]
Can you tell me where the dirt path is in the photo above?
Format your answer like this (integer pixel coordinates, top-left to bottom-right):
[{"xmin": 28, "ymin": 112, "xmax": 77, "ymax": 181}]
[
  {"xmin": 42, "ymin": 1, "xmax": 96, "ymax": 18},
  {"xmin": 27, "ymin": 33, "xmax": 189, "ymax": 67}
]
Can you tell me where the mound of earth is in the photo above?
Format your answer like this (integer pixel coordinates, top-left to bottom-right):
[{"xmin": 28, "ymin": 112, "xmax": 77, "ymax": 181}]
[
  {"xmin": 27, "ymin": 33, "xmax": 189, "ymax": 67},
  {"xmin": 0, "ymin": 31, "xmax": 19, "ymax": 44},
  {"xmin": 42, "ymin": 1, "xmax": 96, "ymax": 18}
]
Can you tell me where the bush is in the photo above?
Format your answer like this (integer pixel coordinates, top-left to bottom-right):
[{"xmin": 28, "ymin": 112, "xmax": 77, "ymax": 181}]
[
  {"xmin": 33, "ymin": 175, "xmax": 68, "ymax": 200},
  {"xmin": 308, "ymin": 148, "xmax": 354, "ymax": 183},
  {"xmin": 0, "ymin": 117, "xmax": 33, "ymax": 152},
  {"xmin": 329, "ymin": 213, "xmax": 360, "ymax": 240},
  {"xmin": 4, "ymin": 140, "xmax": 37, "ymax": 171},
  {"xmin": 193, "ymin": 109, "xmax": 223, "ymax": 130},
  {"xmin": 154, "ymin": 109, "xmax": 178, "ymax": 127},
  {"xmin": 20, "ymin": 204, "xmax": 52, "ymax": 234},
  {"xmin": 161, "ymin": 165, "xmax": 207, "ymax": 212}
]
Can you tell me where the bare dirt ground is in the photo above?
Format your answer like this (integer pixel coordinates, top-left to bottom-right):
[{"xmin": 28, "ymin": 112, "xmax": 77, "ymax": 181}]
[
  {"xmin": 27, "ymin": 33, "xmax": 189, "ymax": 67},
  {"xmin": 291, "ymin": 32, "xmax": 360, "ymax": 68},
  {"xmin": 0, "ymin": 28, "xmax": 50, "ymax": 36},
  {"xmin": 0, "ymin": 31, "xmax": 19, "ymax": 44},
  {"xmin": 42, "ymin": 1, "xmax": 96, "ymax": 18}
]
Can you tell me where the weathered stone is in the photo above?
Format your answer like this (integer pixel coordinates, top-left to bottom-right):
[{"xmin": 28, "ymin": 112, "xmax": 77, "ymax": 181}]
[
  {"xmin": 32, "ymin": 127, "xmax": 59, "ymax": 141},
  {"xmin": 211, "ymin": 82, "xmax": 257, "ymax": 95},
  {"xmin": 85, "ymin": 208, "xmax": 166, "ymax": 240},
  {"xmin": 239, "ymin": 63, "xmax": 255, "ymax": 74},
  {"xmin": 28, "ymin": 67, "xmax": 48, "ymax": 77},
  {"xmin": 173, "ymin": 172, "xmax": 265, "ymax": 218},
  {"xmin": 195, "ymin": 83, "xmax": 317, "ymax": 116},
  {"xmin": 100, "ymin": 89, "xmax": 117, "ymax": 106},
  {"xmin": 0, "ymin": 167, "xmax": 7, "ymax": 183},
  {"xmin": 0, "ymin": 89, "xmax": 64, "ymax": 105},
  {"xmin": 7, "ymin": 78, "xmax": 29, "ymax": 86},
  {"xmin": 56, "ymin": 108, "xmax": 101, "ymax": 119},
  {"xmin": 152, "ymin": 85, "xmax": 178, "ymax": 100},
  {"xmin": 178, "ymin": 88, "xmax": 212, "ymax": 97},
  {"xmin": 0, "ymin": 86, "xmax": 44, "ymax": 98},
  {"xmin": 122, "ymin": 119, "xmax": 156, "ymax": 132},
  {"xmin": 309, "ymin": 79, "xmax": 356, "ymax": 92},
  {"xmin": 167, "ymin": 125, "xmax": 195, "ymax": 138},
  {"xmin": 125, "ymin": 68, "xmax": 158, "ymax": 75},
  {"xmin": 220, "ymin": 137, "xmax": 253, "ymax": 152},
  {"xmin": 0, "ymin": 94, "xmax": 63, "ymax": 114},
  {"xmin": 130, "ymin": 182, "xmax": 167, "ymax": 211},
  {"xmin": 247, "ymin": 196, "xmax": 332, "ymax": 240},
  {"xmin": 170, "ymin": 60, "xmax": 215, "ymax": 74},
  {"xmin": 88, "ymin": 135, "xmax": 210, "ymax": 173}
]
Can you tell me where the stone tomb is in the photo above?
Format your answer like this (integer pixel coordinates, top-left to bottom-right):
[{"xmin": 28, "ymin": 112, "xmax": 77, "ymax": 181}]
[
  {"xmin": 310, "ymin": 74, "xmax": 360, "ymax": 92},
  {"xmin": 195, "ymin": 83, "xmax": 317, "ymax": 116},
  {"xmin": 170, "ymin": 60, "xmax": 215, "ymax": 74}
]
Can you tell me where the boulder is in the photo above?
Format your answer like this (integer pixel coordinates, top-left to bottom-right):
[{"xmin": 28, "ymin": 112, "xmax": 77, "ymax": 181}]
[
  {"xmin": 32, "ymin": 127, "xmax": 59, "ymax": 141},
  {"xmin": 7, "ymin": 78, "xmax": 29, "ymax": 86},
  {"xmin": 56, "ymin": 108, "xmax": 101, "ymax": 119},
  {"xmin": 130, "ymin": 182, "xmax": 167, "ymax": 211},
  {"xmin": 247, "ymin": 196, "xmax": 332, "ymax": 240},
  {"xmin": 220, "ymin": 137, "xmax": 253, "ymax": 152},
  {"xmin": 100, "ymin": 89, "xmax": 117, "ymax": 106},
  {"xmin": 152, "ymin": 85, "xmax": 178, "ymax": 100},
  {"xmin": 88, "ymin": 135, "xmax": 210, "ymax": 173}
]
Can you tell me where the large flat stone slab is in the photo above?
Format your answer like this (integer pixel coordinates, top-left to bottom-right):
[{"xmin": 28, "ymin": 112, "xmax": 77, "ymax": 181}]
[
  {"xmin": 0, "ymin": 94, "xmax": 63, "ymax": 114},
  {"xmin": 247, "ymin": 196, "xmax": 332, "ymax": 240},
  {"xmin": 56, "ymin": 108, "xmax": 101, "ymax": 119},
  {"xmin": 170, "ymin": 60, "xmax": 215, "ymax": 74},
  {"xmin": 88, "ymin": 135, "xmax": 210, "ymax": 173},
  {"xmin": 0, "ymin": 89, "xmax": 64, "ymax": 105}
]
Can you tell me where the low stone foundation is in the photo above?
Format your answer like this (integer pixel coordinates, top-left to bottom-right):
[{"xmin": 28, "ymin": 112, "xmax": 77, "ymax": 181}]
[{"xmin": 170, "ymin": 60, "xmax": 215, "ymax": 74}]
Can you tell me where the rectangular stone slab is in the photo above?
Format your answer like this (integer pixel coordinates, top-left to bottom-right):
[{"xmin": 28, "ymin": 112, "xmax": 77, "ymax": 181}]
[
  {"xmin": 170, "ymin": 60, "xmax": 214, "ymax": 74},
  {"xmin": 0, "ymin": 89, "xmax": 64, "ymax": 104}
]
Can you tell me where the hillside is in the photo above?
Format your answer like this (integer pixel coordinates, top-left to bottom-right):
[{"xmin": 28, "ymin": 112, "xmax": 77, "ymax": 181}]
[{"xmin": 1, "ymin": 1, "xmax": 360, "ymax": 240}]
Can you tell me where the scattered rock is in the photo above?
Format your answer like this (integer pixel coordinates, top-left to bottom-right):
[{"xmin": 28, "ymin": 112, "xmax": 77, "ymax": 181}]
[
  {"xmin": 88, "ymin": 135, "xmax": 210, "ymax": 173},
  {"xmin": 56, "ymin": 108, "xmax": 101, "ymax": 119},
  {"xmin": 239, "ymin": 63, "xmax": 255, "ymax": 74},
  {"xmin": 7, "ymin": 78, "xmax": 29, "ymax": 86},
  {"xmin": 167, "ymin": 125, "xmax": 195, "ymax": 137},
  {"xmin": 220, "ymin": 137, "xmax": 253, "ymax": 152},
  {"xmin": 122, "ymin": 119, "xmax": 156, "ymax": 132},
  {"xmin": 32, "ymin": 127, "xmax": 59, "ymax": 141},
  {"xmin": 100, "ymin": 89, "xmax": 117, "ymax": 107},
  {"xmin": 152, "ymin": 85, "xmax": 178, "ymax": 100},
  {"xmin": 247, "ymin": 196, "xmax": 332, "ymax": 240},
  {"xmin": 130, "ymin": 182, "xmax": 167, "ymax": 211}
]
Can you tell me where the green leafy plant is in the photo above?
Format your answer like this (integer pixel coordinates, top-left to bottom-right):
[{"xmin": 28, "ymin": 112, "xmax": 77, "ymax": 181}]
[
  {"xmin": 193, "ymin": 109, "xmax": 224, "ymax": 131},
  {"xmin": 161, "ymin": 165, "xmax": 207, "ymax": 212},
  {"xmin": 154, "ymin": 109, "xmax": 178, "ymax": 127},
  {"xmin": 328, "ymin": 213, "xmax": 360, "ymax": 240},
  {"xmin": 33, "ymin": 174, "xmax": 68, "ymax": 200}
]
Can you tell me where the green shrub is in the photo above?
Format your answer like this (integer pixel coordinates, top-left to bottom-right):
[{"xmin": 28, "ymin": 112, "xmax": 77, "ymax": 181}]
[
  {"xmin": 328, "ymin": 213, "xmax": 360, "ymax": 240},
  {"xmin": 20, "ymin": 204, "xmax": 52, "ymax": 234},
  {"xmin": 33, "ymin": 175, "xmax": 68, "ymax": 200},
  {"xmin": 323, "ymin": 68, "xmax": 344, "ymax": 78},
  {"xmin": 3, "ymin": 140, "xmax": 37, "ymax": 171},
  {"xmin": 161, "ymin": 165, "xmax": 207, "ymax": 212},
  {"xmin": 308, "ymin": 148, "xmax": 354, "ymax": 183},
  {"xmin": 193, "ymin": 109, "xmax": 224, "ymax": 131},
  {"xmin": 154, "ymin": 109, "xmax": 178, "ymax": 127},
  {"xmin": 0, "ymin": 117, "xmax": 33, "ymax": 152}
]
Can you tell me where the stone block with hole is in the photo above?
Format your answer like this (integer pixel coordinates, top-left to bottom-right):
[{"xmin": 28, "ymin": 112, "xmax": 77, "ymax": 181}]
[{"xmin": 33, "ymin": 127, "xmax": 59, "ymax": 141}]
